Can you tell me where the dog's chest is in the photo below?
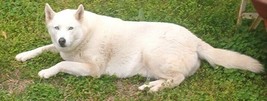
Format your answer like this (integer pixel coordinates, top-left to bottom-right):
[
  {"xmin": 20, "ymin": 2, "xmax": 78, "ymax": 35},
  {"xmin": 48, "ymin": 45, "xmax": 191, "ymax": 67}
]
[{"xmin": 59, "ymin": 51, "xmax": 88, "ymax": 62}]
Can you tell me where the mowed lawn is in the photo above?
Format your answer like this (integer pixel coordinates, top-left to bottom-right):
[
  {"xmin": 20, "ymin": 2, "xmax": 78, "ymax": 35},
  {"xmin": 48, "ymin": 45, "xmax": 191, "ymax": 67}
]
[{"xmin": 0, "ymin": 0, "xmax": 267, "ymax": 100}]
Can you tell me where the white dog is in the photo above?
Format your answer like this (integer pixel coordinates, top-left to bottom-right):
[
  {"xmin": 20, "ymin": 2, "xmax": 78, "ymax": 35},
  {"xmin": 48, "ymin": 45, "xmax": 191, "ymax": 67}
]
[{"xmin": 16, "ymin": 4, "xmax": 264, "ymax": 92}]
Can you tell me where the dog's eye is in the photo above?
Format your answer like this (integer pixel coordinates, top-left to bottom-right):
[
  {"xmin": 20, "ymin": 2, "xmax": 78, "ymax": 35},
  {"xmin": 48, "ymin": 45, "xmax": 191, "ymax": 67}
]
[
  {"xmin": 54, "ymin": 26, "xmax": 60, "ymax": 30},
  {"xmin": 68, "ymin": 27, "xmax": 74, "ymax": 30}
]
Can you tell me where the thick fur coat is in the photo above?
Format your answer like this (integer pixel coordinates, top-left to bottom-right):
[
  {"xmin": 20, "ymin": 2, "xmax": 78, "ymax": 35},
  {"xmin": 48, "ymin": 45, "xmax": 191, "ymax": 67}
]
[{"xmin": 16, "ymin": 4, "xmax": 264, "ymax": 92}]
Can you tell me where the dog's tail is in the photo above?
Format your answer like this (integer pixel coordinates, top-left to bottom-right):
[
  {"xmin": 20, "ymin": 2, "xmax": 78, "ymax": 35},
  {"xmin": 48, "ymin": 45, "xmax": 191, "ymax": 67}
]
[{"xmin": 197, "ymin": 41, "xmax": 264, "ymax": 73}]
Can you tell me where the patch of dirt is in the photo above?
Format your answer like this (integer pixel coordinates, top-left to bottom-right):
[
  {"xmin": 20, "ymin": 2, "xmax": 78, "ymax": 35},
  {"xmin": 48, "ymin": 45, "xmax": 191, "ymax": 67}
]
[
  {"xmin": 113, "ymin": 80, "xmax": 141, "ymax": 100},
  {"xmin": 0, "ymin": 69, "xmax": 33, "ymax": 94},
  {"xmin": 0, "ymin": 79, "xmax": 33, "ymax": 94}
]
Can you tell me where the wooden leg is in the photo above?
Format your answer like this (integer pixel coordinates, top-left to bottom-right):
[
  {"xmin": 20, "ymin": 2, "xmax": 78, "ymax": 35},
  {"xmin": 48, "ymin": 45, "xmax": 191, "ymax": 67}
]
[
  {"xmin": 237, "ymin": 0, "xmax": 248, "ymax": 25},
  {"xmin": 249, "ymin": 16, "xmax": 263, "ymax": 30},
  {"xmin": 264, "ymin": 19, "xmax": 267, "ymax": 32}
]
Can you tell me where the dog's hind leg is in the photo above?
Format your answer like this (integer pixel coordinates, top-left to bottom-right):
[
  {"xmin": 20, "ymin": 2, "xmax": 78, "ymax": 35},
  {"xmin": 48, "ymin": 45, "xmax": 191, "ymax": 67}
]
[
  {"xmin": 139, "ymin": 51, "xmax": 197, "ymax": 92},
  {"xmin": 138, "ymin": 73, "xmax": 185, "ymax": 92},
  {"xmin": 38, "ymin": 61, "xmax": 99, "ymax": 78},
  {"xmin": 16, "ymin": 44, "xmax": 57, "ymax": 62},
  {"xmin": 138, "ymin": 79, "xmax": 165, "ymax": 91}
]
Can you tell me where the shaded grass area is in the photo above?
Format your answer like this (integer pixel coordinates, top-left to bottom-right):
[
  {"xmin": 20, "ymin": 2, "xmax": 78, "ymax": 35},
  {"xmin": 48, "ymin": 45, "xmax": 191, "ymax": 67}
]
[{"xmin": 0, "ymin": 0, "xmax": 266, "ymax": 100}]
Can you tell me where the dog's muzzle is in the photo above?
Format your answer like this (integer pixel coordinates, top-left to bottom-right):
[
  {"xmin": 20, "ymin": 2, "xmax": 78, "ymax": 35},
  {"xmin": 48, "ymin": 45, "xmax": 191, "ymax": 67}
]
[{"xmin": 58, "ymin": 37, "xmax": 66, "ymax": 47}]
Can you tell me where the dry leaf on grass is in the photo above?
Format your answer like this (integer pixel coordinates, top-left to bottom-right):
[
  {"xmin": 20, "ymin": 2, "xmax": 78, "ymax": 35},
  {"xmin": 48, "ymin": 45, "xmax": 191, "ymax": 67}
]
[{"xmin": 1, "ymin": 31, "xmax": 7, "ymax": 39}]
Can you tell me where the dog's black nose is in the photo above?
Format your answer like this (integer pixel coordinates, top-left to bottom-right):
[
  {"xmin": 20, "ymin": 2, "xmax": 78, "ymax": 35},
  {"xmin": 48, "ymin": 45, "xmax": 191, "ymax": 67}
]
[{"xmin": 58, "ymin": 37, "xmax": 66, "ymax": 47}]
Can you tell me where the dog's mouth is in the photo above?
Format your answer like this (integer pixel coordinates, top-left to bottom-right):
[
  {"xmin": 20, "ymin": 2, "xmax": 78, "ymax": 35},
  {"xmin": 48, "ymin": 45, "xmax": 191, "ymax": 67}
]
[{"xmin": 59, "ymin": 44, "xmax": 66, "ymax": 47}]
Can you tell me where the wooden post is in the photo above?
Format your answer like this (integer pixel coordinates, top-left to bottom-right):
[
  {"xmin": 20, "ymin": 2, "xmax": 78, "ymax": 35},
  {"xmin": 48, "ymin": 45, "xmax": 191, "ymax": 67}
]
[{"xmin": 237, "ymin": 0, "xmax": 248, "ymax": 25}]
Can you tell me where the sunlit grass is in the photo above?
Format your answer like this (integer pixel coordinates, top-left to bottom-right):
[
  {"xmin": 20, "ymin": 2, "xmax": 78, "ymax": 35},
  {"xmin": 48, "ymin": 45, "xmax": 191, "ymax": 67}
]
[{"xmin": 0, "ymin": 0, "xmax": 266, "ymax": 100}]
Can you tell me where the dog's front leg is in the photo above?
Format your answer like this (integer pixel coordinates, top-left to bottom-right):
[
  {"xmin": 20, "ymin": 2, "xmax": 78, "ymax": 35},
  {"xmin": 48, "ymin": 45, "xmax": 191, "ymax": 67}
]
[
  {"xmin": 38, "ymin": 61, "xmax": 99, "ymax": 78},
  {"xmin": 16, "ymin": 44, "xmax": 57, "ymax": 62}
]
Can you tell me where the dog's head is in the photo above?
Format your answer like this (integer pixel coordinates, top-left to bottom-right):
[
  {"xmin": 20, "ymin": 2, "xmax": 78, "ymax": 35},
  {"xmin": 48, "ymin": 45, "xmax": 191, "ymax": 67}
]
[{"xmin": 45, "ymin": 3, "xmax": 86, "ymax": 52}]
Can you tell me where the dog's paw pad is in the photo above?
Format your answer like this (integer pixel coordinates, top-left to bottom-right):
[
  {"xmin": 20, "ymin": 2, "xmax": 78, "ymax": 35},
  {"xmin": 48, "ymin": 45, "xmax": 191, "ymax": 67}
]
[
  {"xmin": 15, "ymin": 51, "xmax": 35, "ymax": 62},
  {"xmin": 138, "ymin": 84, "xmax": 149, "ymax": 91},
  {"xmin": 38, "ymin": 69, "xmax": 53, "ymax": 79},
  {"xmin": 148, "ymin": 85, "xmax": 160, "ymax": 92}
]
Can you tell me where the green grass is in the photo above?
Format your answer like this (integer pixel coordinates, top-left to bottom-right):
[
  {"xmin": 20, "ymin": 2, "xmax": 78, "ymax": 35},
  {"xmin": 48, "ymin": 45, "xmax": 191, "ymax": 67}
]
[{"xmin": 1, "ymin": 0, "xmax": 267, "ymax": 100}]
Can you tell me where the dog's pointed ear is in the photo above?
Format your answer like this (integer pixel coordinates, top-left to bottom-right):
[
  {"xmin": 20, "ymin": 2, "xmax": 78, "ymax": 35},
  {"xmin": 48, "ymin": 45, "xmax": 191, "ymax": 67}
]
[
  {"xmin": 45, "ymin": 3, "xmax": 55, "ymax": 23},
  {"xmin": 75, "ymin": 4, "xmax": 84, "ymax": 21}
]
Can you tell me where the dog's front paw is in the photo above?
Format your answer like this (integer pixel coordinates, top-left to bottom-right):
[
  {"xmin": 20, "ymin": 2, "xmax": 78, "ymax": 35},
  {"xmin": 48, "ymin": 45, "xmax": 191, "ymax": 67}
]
[
  {"xmin": 15, "ymin": 51, "xmax": 36, "ymax": 62},
  {"xmin": 38, "ymin": 68, "xmax": 59, "ymax": 79}
]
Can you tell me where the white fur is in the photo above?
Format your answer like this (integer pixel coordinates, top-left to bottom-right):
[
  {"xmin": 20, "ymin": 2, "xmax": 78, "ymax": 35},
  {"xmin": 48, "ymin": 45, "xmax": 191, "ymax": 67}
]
[
  {"xmin": 16, "ymin": 4, "xmax": 264, "ymax": 92},
  {"xmin": 16, "ymin": 44, "xmax": 57, "ymax": 62}
]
